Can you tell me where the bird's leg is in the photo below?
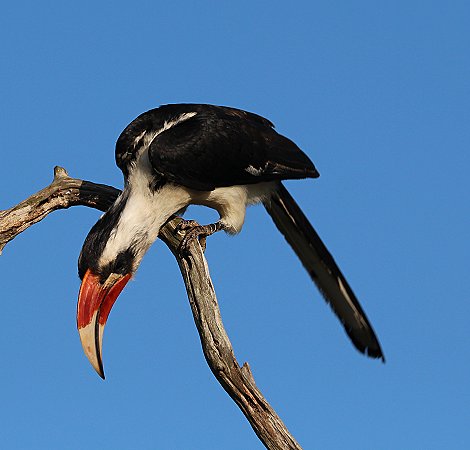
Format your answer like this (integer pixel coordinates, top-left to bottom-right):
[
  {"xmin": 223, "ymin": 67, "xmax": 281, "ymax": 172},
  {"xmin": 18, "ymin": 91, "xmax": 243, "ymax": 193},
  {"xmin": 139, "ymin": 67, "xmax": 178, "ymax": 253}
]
[{"xmin": 177, "ymin": 220, "xmax": 225, "ymax": 253}]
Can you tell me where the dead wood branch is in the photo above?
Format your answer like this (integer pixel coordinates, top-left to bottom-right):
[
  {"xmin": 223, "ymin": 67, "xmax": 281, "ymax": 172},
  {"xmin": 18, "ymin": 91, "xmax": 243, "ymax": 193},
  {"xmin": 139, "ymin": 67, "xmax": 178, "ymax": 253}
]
[{"xmin": 0, "ymin": 166, "xmax": 302, "ymax": 450}]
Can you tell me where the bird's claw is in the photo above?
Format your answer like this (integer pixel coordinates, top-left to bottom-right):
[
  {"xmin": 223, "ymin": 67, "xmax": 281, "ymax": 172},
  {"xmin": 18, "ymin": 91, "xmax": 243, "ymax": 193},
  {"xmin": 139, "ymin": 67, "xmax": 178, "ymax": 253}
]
[
  {"xmin": 176, "ymin": 219, "xmax": 200, "ymax": 232},
  {"xmin": 177, "ymin": 220, "xmax": 222, "ymax": 255},
  {"xmin": 179, "ymin": 227, "xmax": 208, "ymax": 254}
]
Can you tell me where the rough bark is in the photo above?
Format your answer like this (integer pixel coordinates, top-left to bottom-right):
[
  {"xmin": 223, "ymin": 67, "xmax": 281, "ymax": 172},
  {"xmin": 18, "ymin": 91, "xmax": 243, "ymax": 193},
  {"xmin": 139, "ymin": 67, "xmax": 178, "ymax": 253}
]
[{"xmin": 0, "ymin": 166, "xmax": 302, "ymax": 450}]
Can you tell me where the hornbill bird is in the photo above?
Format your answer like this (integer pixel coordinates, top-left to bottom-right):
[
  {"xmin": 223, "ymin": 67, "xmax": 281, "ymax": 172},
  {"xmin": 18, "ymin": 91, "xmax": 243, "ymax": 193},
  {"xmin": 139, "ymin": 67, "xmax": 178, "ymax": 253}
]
[{"xmin": 78, "ymin": 103, "xmax": 384, "ymax": 378}]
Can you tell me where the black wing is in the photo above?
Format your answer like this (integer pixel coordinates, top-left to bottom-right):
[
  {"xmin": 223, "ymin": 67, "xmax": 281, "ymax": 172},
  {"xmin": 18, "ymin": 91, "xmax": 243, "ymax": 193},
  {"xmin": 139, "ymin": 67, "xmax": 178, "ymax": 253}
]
[{"xmin": 147, "ymin": 105, "xmax": 319, "ymax": 191}]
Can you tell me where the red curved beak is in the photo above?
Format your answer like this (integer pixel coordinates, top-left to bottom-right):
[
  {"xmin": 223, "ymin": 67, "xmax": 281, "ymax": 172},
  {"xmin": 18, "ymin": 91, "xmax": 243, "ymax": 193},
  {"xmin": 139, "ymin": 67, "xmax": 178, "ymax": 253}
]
[{"xmin": 77, "ymin": 269, "xmax": 131, "ymax": 378}]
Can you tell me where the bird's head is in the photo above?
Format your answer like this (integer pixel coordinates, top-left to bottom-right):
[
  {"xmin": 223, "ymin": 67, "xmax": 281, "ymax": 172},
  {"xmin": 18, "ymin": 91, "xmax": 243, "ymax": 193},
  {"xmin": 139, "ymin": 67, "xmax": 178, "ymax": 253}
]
[{"xmin": 77, "ymin": 199, "xmax": 148, "ymax": 379}]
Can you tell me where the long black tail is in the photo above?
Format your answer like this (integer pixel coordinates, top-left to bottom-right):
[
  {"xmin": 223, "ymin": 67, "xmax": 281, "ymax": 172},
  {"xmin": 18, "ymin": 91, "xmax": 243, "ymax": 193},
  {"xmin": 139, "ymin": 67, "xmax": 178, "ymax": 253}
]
[{"xmin": 263, "ymin": 183, "xmax": 384, "ymax": 360}]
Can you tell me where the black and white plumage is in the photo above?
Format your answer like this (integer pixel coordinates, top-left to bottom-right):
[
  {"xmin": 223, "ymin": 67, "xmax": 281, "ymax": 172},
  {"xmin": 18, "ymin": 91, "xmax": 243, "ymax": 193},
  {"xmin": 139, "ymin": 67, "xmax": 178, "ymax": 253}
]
[{"xmin": 77, "ymin": 103, "xmax": 384, "ymax": 378}]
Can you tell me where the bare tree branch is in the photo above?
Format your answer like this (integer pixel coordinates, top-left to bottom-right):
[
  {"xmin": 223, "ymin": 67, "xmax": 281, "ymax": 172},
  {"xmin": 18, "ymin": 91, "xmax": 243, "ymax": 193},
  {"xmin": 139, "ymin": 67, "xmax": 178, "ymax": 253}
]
[
  {"xmin": 0, "ymin": 166, "xmax": 303, "ymax": 450},
  {"xmin": 0, "ymin": 166, "xmax": 119, "ymax": 254}
]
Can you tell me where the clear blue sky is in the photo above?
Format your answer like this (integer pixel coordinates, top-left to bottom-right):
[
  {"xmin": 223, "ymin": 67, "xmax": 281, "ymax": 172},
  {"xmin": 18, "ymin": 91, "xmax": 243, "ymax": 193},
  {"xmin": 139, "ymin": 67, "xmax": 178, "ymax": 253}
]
[{"xmin": 1, "ymin": 2, "xmax": 469, "ymax": 449}]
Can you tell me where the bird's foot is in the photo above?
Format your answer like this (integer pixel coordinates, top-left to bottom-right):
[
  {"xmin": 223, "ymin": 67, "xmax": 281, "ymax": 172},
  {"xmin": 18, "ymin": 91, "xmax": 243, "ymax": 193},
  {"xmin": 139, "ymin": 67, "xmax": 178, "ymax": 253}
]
[
  {"xmin": 177, "ymin": 220, "xmax": 224, "ymax": 254},
  {"xmin": 177, "ymin": 219, "xmax": 200, "ymax": 232}
]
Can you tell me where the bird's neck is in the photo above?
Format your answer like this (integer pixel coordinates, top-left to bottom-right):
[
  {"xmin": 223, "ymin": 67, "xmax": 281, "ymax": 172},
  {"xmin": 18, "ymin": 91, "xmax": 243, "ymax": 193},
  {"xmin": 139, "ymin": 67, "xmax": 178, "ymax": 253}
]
[{"xmin": 99, "ymin": 174, "xmax": 191, "ymax": 273}]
